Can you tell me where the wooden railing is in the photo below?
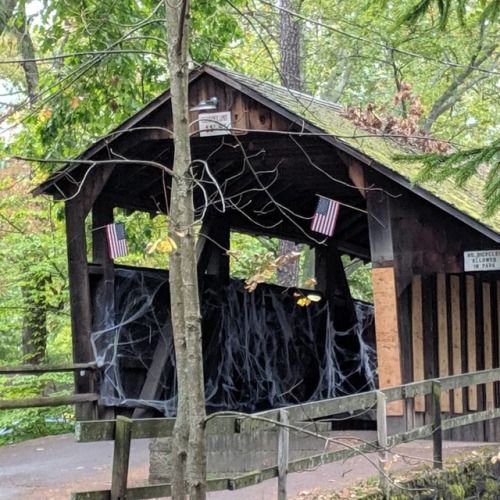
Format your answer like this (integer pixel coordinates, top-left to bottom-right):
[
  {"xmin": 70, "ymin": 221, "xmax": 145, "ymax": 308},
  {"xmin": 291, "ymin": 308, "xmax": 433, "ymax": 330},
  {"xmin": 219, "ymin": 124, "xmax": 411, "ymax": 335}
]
[
  {"xmin": 0, "ymin": 363, "xmax": 98, "ymax": 410},
  {"xmin": 72, "ymin": 367, "xmax": 500, "ymax": 500}
]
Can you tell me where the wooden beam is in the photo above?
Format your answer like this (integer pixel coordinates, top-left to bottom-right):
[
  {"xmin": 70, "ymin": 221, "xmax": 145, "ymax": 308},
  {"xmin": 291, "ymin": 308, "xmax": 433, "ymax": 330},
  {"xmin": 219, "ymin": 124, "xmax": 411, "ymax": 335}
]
[
  {"xmin": 466, "ymin": 276, "xmax": 478, "ymax": 411},
  {"xmin": 412, "ymin": 276, "xmax": 425, "ymax": 412},
  {"xmin": 66, "ymin": 200, "xmax": 96, "ymax": 421},
  {"xmin": 450, "ymin": 275, "xmax": 463, "ymax": 414},
  {"xmin": 196, "ymin": 215, "xmax": 230, "ymax": 285},
  {"xmin": 132, "ymin": 323, "xmax": 173, "ymax": 418},
  {"xmin": 437, "ymin": 274, "xmax": 450, "ymax": 412},
  {"xmin": 483, "ymin": 283, "xmax": 494, "ymax": 410},
  {"xmin": 366, "ymin": 189, "xmax": 394, "ymax": 267},
  {"xmin": 372, "ymin": 267, "xmax": 403, "ymax": 415},
  {"xmin": 315, "ymin": 242, "xmax": 357, "ymax": 329}
]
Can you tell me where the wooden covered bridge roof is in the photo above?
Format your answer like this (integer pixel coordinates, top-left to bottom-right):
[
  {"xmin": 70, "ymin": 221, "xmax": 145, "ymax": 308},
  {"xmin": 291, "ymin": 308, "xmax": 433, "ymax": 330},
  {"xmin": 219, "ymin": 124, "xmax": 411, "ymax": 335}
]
[{"xmin": 34, "ymin": 64, "xmax": 500, "ymax": 261}]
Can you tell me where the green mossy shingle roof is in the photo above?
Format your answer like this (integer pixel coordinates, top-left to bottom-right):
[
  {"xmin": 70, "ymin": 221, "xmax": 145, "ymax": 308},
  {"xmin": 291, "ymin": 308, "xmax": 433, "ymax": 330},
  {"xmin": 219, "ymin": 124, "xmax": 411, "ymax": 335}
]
[{"xmin": 208, "ymin": 65, "xmax": 500, "ymax": 238}]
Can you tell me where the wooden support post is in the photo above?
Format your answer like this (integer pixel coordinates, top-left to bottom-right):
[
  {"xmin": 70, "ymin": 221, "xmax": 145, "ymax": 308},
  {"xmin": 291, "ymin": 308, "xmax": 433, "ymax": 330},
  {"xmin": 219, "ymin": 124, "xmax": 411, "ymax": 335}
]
[
  {"xmin": 196, "ymin": 215, "xmax": 230, "ymax": 285},
  {"xmin": 111, "ymin": 416, "xmax": 133, "ymax": 500},
  {"xmin": 315, "ymin": 242, "xmax": 357, "ymax": 329},
  {"xmin": 377, "ymin": 391, "xmax": 389, "ymax": 494},
  {"xmin": 66, "ymin": 200, "xmax": 96, "ymax": 421},
  {"xmin": 438, "ymin": 274, "xmax": 451, "ymax": 412},
  {"xmin": 450, "ymin": 275, "xmax": 463, "ymax": 414},
  {"xmin": 412, "ymin": 276, "xmax": 425, "ymax": 412},
  {"xmin": 432, "ymin": 380, "xmax": 443, "ymax": 469},
  {"xmin": 277, "ymin": 409, "xmax": 290, "ymax": 500},
  {"xmin": 367, "ymin": 188, "xmax": 403, "ymax": 416}
]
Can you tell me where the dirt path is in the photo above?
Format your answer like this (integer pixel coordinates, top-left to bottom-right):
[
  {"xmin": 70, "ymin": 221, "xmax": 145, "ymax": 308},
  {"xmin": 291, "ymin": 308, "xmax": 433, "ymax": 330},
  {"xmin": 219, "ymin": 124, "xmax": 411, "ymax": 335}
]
[{"xmin": 0, "ymin": 433, "xmax": 494, "ymax": 499}]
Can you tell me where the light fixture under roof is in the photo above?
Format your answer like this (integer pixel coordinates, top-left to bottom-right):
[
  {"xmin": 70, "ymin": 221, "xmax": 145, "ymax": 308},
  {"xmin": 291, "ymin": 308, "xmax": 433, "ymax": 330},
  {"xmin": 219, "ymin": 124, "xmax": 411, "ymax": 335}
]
[{"xmin": 190, "ymin": 96, "xmax": 218, "ymax": 112}]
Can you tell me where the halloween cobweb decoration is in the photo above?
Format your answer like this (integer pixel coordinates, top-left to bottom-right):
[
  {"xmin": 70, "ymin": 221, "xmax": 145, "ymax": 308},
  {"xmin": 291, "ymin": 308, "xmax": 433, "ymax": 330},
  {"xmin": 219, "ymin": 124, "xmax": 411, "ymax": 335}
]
[{"xmin": 91, "ymin": 267, "xmax": 376, "ymax": 416}]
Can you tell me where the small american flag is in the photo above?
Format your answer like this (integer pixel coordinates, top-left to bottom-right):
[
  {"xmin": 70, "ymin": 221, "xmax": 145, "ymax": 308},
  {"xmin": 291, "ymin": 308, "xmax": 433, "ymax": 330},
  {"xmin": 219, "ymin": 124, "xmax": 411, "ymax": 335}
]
[
  {"xmin": 311, "ymin": 196, "xmax": 340, "ymax": 237},
  {"xmin": 106, "ymin": 223, "xmax": 128, "ymax": 259}
]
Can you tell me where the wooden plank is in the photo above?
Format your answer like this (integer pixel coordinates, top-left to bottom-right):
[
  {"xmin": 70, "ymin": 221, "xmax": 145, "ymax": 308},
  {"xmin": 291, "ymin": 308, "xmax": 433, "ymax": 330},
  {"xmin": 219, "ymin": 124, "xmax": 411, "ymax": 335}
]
[
  {"xmin": 377, "ymin": 392, "xmax": 389, "ymax": 493},
  {"xmin": 0, "ymin": 363, "xmax": 96, "ymax": 374},
  {"xmin": 277, "ymin": 410, "xmax": 289, "ymax": 500},
  {"xmin": 132, "ymin": 323, "xmax": 173, "ymax": 418},
  {"xmin": 437, "ymin": 274, "xmax": 450, "ymax": 411},
  {"xmin": 466, "ymin": 276, "xmax": 478, "ymax": 411},
  {"xmin": 483, "ymin": 283, "xmax": 494, "ymax": 410},
  {"xmin": 431, "ymin": 381, "xmax": 443, "ymax": 469},
  {"xmin": 0, "ymin": 393, "xmax": 98, "ymax": 410},
  {"xmin": 450, "ymin": 275, "xmax": 463, "ymax": 413},
  {"xmin": 111, "ymin": 416, "xmax": 132, "ymax": 499},
  {"xmin": 442, "ymin": 406, "xmax": 500, "ymax": 431},
  {"xmin": 65, "ymin": 200, "xmax": 96, "ymax": 421},
  {"xmin": 372, "ymin": 267, "xmax": 403, "ymax": 415},
  {"xmin": 412, "ymin": 276, "xmax": 425, "ymax": 412}
]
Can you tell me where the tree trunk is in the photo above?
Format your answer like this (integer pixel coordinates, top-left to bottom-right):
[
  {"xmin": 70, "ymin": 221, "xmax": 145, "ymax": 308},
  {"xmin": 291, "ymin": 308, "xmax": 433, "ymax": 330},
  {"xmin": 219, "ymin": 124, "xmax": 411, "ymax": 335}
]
[
  {"xmin": 164, "ymin": 1, "xmax": 206, "ymax": 499},
  {"xmin": 277, "ymin": 0, "xmax": 302, "ymax": 287}
]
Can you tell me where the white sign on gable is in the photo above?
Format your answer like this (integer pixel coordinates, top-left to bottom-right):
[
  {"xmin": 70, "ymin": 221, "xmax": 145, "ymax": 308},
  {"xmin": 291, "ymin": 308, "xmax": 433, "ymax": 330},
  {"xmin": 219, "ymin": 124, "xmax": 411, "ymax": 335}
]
[
  {"xmin": 199, "ymin": 111, "xmax": 232, "ymax": 137},
  {"xmin": 464, "ymin": 250, "xmax": 500, "ymax": 272}
]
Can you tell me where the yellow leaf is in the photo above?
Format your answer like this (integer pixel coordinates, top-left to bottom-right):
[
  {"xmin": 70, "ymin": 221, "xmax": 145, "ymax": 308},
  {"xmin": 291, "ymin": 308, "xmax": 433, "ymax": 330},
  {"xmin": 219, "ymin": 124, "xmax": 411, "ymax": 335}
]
[
  {"xmin": 38, "ymin": 108, "xmax": 52, "ymax": 122},
  {"xmin": 157, "ymin": 239, "xmax": 172, "ymax": 253},
  {"xmin": 303, "ymin": 278, "xmax": 317, "ymax": 287},
  {"xmin": 306, "ymin": 293, "xmax": 322, "ymax": 303},
  {"xmin": 167, "ymin": 236, "xmax": 177, "ymax": 251},
  {"xmin": 244, "ymin": 281, "xmax": 257, "ymax": 292},
  {"xmin": 297, "ymin": 297, "xmax": 311, "ymax": 307},
  {"xmin": 146, "ymin": 239, "xmax": 159, "ymax": 254}
]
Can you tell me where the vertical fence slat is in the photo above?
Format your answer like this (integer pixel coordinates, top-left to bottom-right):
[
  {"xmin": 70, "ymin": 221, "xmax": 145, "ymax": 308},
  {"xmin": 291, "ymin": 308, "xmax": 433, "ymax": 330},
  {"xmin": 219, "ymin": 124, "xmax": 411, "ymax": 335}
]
[
  {"xmin": 432, "ymin": 380, "xmax": 443, "ymax": 469},
  {"xmin": 377, "ymin": 391, "xmax": 389, "ymax": 494},
  {"xmin": 278, "ymin": 409, "xmax": 289, "ymax": 500},
  {"xmin": 111, "ymin": 416, "xmax": 133, "ymax": 500}
]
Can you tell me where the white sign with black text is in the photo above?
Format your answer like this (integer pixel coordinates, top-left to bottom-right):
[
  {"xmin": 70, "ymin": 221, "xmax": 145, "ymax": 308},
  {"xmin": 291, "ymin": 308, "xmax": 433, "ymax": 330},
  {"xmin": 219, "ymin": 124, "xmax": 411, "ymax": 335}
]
[
  {"xmin": 464, "ymin": 250, "xmax": 500, "ymax": 272},
  {"xmin": 199, "ymin": 111, "xmax": 232, "ymax": 137}
]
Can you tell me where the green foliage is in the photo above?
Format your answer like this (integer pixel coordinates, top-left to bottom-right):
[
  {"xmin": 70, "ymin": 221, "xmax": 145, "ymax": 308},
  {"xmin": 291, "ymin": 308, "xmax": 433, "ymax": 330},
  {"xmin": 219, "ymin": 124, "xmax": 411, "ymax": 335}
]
[
  {"xmin": 0, "ymin": 373, "xmax": 74, "ymax": 445},
  {"xmin": 0, "ymin": 163, "xmax": 71, "ymax": 365},
  {"xmin": 398, "ymin": 0, "xmax": 499, "ymax": 28},
  {"xmin": 398, "ymin": 138, "xmax": 500, "ymax": 216}
]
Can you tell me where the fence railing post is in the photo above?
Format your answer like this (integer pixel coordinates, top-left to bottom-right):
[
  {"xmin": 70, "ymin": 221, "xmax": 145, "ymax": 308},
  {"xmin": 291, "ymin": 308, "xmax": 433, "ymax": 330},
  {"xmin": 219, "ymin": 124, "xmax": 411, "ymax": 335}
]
[
  {"xmin": 432, "ymin": 380, "xmax": 443, "ymax": 469},
  {"xmin": 111, "ymin": 416, "xmax": 133, "ymax": 500},
  {"xmin": 277, "ymin": 409, "xmax": 289, "ymax": 500},
  {"xmin": 377, "ymin": 391, "xmax": 389, "ymax": 495}
]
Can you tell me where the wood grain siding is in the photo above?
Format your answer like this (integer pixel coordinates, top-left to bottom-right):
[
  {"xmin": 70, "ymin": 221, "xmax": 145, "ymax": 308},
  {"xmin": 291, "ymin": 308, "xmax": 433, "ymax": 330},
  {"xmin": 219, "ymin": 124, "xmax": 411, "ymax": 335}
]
[
  {"xmin": 483, "ymin": 283, "xmax": 494, "ymax": 410},
  {"xmin": 450, "ymin": 275, "xmax": 463, "ymax": 413},
  {"xmin": 437, "ymin": 274, "xmax": 450, "ymax": 412},
  {"xmin": 372, "ymin": 267, "xmax": 403, "ymax": 415},
  {"xmin": 412, "ymin": 276, "xmax": 425, "ymax": 412},
  {"xmin": 466, "ymin": 276, "xmax": 478, "ymax": 411}
]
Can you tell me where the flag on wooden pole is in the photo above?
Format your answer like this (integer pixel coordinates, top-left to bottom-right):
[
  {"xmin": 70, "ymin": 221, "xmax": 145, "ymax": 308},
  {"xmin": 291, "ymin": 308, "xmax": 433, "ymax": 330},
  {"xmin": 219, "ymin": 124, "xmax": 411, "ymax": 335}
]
[
  {"xmin": 311, "ymin": 196, "xmax": 340, "ymax": 237},
  {"xmin": 106, "ymin": 223, "xmax": 128, "ymax": 259}
]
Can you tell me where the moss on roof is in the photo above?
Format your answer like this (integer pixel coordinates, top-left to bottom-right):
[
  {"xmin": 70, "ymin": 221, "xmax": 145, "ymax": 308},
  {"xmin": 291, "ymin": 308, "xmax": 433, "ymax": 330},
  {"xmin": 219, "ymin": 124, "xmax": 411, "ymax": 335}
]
[{"xmin": 214, "ymin": 66, "xmax": 500, "ymax": 236}]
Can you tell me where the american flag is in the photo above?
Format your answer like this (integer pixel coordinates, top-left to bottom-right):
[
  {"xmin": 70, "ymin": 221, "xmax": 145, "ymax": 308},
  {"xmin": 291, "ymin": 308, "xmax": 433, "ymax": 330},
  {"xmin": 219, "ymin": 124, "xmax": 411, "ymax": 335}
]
[
  {"xmin": 106, "ymin": 223, "xmax": 128, "ymax": 259},
  {"xmin": 311, "ymin": 196, "xmax": 340, "ymax": 237}
]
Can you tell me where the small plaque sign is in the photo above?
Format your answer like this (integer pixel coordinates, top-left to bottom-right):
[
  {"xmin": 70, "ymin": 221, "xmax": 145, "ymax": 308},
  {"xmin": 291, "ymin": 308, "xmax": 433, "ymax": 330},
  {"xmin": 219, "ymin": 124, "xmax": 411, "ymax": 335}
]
[
  {"xmin": 464, "ymin": 250, "xmax": 500, "ymax": 272},
  {"xmin": 199, "ymin": 111, "xmax": 231, "ymax": 137}
]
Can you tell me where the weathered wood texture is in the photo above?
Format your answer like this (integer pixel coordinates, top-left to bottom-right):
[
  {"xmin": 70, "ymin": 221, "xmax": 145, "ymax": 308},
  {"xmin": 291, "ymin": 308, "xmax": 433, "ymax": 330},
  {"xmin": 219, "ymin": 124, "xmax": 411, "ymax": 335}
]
[
  {"xmin": 0, "ymin": 363, "xmax": 95, "ymax": 374},
  {"xmin": 0, "ymin": 393, "xmax": 98, "ymax": 410},
  {"xmin": 65, "ymin": 200, "xmax": 97, "ymax": 421},
  {"xmin": 72, "ymin": 369, "xmax": 500, "ymax": 500},
  {"xmin": 412, "ymin": 275, "xmax": 425, "ymax": 412},
  {"xmin": 372, "ymin": 267, "xmax": 403, "ymax": 416},
  {"xmin": 111, "ymin": 416, "xmax": 132, "ymax": 500}
]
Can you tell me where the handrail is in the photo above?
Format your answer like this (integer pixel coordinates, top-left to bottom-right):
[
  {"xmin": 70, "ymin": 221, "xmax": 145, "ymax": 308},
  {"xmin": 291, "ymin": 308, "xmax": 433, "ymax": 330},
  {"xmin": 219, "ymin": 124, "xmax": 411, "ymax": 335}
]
[{"xmin": 0, "ymin": 363, "xmax": 97, "ymax": 375}]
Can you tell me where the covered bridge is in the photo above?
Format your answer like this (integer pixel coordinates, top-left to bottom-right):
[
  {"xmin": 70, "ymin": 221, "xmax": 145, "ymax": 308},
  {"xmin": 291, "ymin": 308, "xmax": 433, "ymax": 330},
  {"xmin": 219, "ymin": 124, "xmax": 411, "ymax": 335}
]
[{"xmin": 35, "ymin": 64, "xmax": 500, "ymax": 438}]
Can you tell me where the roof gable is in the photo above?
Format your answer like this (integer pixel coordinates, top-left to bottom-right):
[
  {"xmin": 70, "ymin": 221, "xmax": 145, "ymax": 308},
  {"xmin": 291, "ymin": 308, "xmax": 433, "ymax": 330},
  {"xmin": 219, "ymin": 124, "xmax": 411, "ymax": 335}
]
[{"xmin": 35, "ymin": 63, "xmax": 499, "ymax": 243}]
